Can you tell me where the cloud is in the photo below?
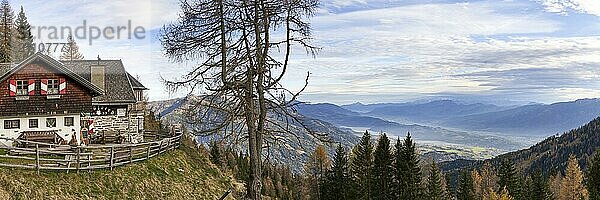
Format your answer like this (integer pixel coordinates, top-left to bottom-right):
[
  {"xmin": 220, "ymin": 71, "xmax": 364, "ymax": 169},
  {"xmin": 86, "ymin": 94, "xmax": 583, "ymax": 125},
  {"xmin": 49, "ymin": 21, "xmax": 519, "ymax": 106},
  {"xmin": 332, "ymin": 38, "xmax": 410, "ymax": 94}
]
[
  {"xmin": 281, "ymin": 0, "xmax": 600, "ymax": 104},
  {"xmin": 12, "ymin": 0, "xmax": 600, "ymax": 104},
  {"xmin": 536, "ymin": 0, "xmax": 600, "ymax": 16}
]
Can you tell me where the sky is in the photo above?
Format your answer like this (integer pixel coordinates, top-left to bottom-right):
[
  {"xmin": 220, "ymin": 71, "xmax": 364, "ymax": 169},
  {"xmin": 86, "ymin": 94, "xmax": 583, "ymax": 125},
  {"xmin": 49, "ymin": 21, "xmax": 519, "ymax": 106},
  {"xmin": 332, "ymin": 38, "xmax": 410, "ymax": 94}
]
[{"xmin": 14, "ymin": 0, "xmax": 600, "ymax": 105}]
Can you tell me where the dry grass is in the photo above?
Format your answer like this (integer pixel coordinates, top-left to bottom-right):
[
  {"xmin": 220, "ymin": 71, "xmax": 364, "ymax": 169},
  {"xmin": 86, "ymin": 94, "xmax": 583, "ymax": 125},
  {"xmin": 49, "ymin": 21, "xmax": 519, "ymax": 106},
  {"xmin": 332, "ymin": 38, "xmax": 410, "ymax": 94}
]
[{"xmin": 0, "ymin": 137, "xmax": 237, "ymax": 200}]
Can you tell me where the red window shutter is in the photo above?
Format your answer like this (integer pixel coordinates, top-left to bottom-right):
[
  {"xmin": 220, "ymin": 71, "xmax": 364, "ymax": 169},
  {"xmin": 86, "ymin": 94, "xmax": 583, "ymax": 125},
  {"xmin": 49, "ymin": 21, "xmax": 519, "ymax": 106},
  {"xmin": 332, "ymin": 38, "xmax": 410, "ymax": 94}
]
[
  {"xmin": 8, "ymin": 79, "xmax": 16, "ymax": 96},
  {"xmin": 40, "ymin": 79, "xmax": 48, "ymax": 95},
  {"xmin": 59, "ymin": 78, "xmax": 67, "ymax": 94},
  {"xmin": 28, "ymin": 79, "xmax": 35, "ymax": 95}
]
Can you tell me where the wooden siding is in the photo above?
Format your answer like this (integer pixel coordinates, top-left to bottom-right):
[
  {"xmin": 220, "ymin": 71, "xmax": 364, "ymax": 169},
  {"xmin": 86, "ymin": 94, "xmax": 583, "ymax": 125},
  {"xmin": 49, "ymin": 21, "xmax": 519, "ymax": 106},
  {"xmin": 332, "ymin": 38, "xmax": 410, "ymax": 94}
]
[{"xmin": 0, "ymin": 62, "xmax": 94, "ymax": 117}]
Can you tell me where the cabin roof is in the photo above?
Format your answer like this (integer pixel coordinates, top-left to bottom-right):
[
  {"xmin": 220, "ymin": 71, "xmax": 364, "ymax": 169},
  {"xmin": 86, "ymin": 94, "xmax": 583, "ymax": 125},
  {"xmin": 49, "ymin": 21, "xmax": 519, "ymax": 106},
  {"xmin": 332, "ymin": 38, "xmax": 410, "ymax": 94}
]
[
  {"xmin": 0, "ymin": 53, "xmax": 104, "ymax": 96},
  {"xmin": 62, "ymin": 59, "xmax": 143, "ymax": 104}
]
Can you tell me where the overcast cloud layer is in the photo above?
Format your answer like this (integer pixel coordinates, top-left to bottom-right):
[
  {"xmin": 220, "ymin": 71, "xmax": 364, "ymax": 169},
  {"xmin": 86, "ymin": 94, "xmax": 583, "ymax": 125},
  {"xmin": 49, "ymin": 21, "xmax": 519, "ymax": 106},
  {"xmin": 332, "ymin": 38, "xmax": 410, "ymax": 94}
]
[{"xmin": 16, "ymin": 0, "xmax": 600, "ymax": 105}]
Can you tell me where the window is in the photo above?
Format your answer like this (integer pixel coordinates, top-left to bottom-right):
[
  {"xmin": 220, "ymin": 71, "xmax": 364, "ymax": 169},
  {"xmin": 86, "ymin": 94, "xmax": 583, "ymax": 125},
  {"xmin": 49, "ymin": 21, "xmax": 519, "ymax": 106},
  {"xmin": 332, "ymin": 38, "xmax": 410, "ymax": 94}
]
[
  {"xmin": 29, "ymin": 119, "xmax": 38, "ymax": 128},
  {"xmin": 16, "ymin": 80, "xmax": 27, "ymax": 96},
  {"xmin": 47, "ymin": 79, "xmax": 59, "ymax": 94},
  {"xmin": 4, "ymin": 120, "xmax": 19, "ymax": 129},
  {"xmin": 64, "ymin": 117, "xmax": 74, "ymax": 126},
  {"xmin": 46, "ymin": 118, "xmax": 56, "ymax": 128}
]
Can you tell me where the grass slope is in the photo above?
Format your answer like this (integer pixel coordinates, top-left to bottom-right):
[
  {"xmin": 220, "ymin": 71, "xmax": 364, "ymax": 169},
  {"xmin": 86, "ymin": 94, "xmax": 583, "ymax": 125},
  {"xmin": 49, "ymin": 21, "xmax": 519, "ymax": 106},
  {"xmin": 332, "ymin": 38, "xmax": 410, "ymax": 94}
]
[{"xmin": 0, "ymin": 137, "xmax": 235, "ymax": 200}]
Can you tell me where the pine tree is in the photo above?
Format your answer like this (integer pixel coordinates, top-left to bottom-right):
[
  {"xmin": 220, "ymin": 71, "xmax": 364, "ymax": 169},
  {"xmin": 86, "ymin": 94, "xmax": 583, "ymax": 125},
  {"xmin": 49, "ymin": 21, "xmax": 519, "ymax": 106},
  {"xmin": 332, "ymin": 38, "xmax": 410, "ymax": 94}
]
[
  {"xmin": 371, "ymin": 134, "xmax": 393, "ymax": 200},
  {"xmin": 589, "ymin": 149, "xmax": 600, "ymax": 200},
  {"xmin": 457, "ymin": 170, "xmax": 475, "ymax": 200},
  {"xmin": 397, "ymin": 132, "xmax": 423, "ymax": 199},
  {"xmin": 426, "ymin": 162, "xmax": 448, "ymax": 200},
  {"xmin": 560, "ymin": 154, "xmax": 588, "ymax": 200},
  {"xmin": 0, "ymin": 0, "xmax": 14, "ymax": 63},
  {"xmin": 11, "ymin": 6, "xmax": 33, "ymax": 62},
  {"xmin": 322, "ymin": 144, "xmax": 351, "ymax": 200},
  {"xmin": 305, "ymin": 145, "xmax": 331, "ymax": 200},
  {"xmin": 497, "ymin": 158, "xmax": 519, "ymax": 198},
  {"xmin": 60, "ymin": 34, "xmax": 84, "ymax": 60},
  {"xmin": 350, "ymin": 130, "xmax": 374, "ymax": 199}
]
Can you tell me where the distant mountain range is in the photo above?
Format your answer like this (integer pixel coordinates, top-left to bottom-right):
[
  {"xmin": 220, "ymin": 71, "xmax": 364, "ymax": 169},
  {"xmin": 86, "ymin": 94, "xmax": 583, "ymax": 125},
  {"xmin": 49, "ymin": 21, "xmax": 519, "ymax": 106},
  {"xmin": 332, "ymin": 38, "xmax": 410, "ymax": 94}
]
[
  {"xmin": 296, "ymin": 102, "xmax": 522, "ymax": 151},
  {"xmin": 343, "ymin": 98, "xmax": 600, "ymax": 136},
  {"xmin": 148, "ymin": 96, "xmax": 600, "ymax": 172},
  {"xmin": 441, "ymin": 116, "xmax": 600, "ymax": 177}
]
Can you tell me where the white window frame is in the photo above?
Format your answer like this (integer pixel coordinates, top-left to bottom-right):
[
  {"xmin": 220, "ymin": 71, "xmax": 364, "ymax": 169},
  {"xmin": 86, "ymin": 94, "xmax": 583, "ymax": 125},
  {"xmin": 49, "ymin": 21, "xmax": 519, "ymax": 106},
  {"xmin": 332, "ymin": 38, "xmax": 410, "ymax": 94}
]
[
  {"xmin": 64, "ymin": 117, "xmax": 74, "ymax": 127},
  {"xmin": 4, "ymin": 120, "xmax": 19, "ymax": 129},
  {"xmin": 16, "ymin": 80, "xmax": 28, "ymax": 96},
  {"xmin": 47, "ymin": 79, "xmax": 59, "ymax": 95}
]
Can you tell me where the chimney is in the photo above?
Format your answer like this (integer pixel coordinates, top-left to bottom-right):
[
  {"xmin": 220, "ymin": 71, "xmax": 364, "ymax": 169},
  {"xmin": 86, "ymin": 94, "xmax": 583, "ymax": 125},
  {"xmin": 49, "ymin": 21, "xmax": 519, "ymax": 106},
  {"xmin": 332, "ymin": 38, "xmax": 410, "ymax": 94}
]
[{"xmin": 91, "ymin": 65, "xmax": 105, "ymax": 91}]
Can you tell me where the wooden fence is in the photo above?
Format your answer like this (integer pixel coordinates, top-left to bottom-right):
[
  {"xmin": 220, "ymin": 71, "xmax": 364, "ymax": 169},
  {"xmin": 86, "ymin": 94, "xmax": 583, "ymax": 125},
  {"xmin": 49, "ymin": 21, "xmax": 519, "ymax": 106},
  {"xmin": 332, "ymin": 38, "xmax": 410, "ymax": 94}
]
[{"xmin": 0, "ymin": 133, "xmax": 182, "ymax": 174}]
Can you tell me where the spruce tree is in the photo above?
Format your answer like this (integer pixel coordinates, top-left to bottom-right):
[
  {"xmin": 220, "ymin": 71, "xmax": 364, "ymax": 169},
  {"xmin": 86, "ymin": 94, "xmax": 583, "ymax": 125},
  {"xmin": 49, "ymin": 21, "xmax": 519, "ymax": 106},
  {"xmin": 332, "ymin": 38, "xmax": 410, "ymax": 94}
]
[
  {"xmin": 372, "ymin": 134, "xmax": 393, "ymax": 200},
  {"xmin": 350, "ymin": 130, "xmax": 374, "ymax": 199},
  {"xmin": 426, "ymin": 162, "xmax": 447, "ymax": 200},
  {"xmin": 526, "ymin": 171, "xmax": 551, "ymax": 200},
  {"xmin": 0, "ymin": 0, "xmax": 14, "ymax": 63},
  {"xmin": 393, "ymin": 137, "xmax": 405, "ymax": 199},
  {"xmin": 497, "ymin": 158, "xmax": 519, "ymax": 198},
  {"xmin": 399, "ymin": 132, "xmax": 423, "ymax": 199},
  {"xmin": 589, "ymin": 149, "xmax": 600, "ymax": 200},
  {"xmin": 12, "ymin": 6, "xmax": 33, "ymax": 62},
  {"xmin": 322, "ymin": 144, "xmax": 351, "ymax": 200},
  {"xmin": 60, "ymin": 34, "xmax": 84, "ymax": 60},
  {"xmin": 457, "ymin": 170, "xmax": 475, "ymax": 200}
]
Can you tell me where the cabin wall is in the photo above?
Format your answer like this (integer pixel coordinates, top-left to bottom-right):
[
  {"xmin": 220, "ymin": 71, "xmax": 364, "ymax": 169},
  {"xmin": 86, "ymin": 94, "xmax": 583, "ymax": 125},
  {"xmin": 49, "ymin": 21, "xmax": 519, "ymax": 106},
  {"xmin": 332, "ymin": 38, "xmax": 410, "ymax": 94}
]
[
  {"xmin": 0, "ymin": 114, "xmax": 81, "ymax": 146},
  {"xmin": 0, "ymin": 62, "xmax": 94, "ymax": 117}
]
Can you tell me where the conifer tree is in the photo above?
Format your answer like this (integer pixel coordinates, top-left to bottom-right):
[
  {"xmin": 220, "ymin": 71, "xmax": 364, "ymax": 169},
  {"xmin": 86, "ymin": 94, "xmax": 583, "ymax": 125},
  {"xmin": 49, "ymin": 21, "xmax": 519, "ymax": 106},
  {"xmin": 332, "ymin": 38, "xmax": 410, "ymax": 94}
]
[
  {"xmin": 322, "ymin": 144, "xmax": 351, "ymax": 200},
  {"xmin": 457, "ymin": 170, "xmax": 475, "ymax": 200},
  {"xmin": 497, "ymin": 158, "xmax": 520, "ymax": 198},
  {"xmin": 588, "ymin": 149, "xmax": 600, "ymax": 200},
  {"xmin": 549, "ymin": 173, "xmax": 563, "ymax": 200},
  {"xmin": 305, "ymin": 145, "xmax": 331, "ymax": 200},
  {"xmin": 60, "ymin": 34, "xmax": 84, "ymax": 60},
  {"xmin": 208, "ymin": 141, "xmax": 224, "ymax": 168},
  {"xmin": 490, "ymin": 187, "xmax": 514, "ymax": 200},
  {"xmin": 426, "ymin": 162, "xmax": 448, "ymax": 200},
  {"xmin": 350, "ymin": 130, "xmax": 374, "ymax": 199},
  {"xmin": 393, "ymin": 137, "xmax": 405, "ymax": 198},
  {"xmin": 472, "ymin": 170, "xmax": 482, "ymax": 199},
  {"xmin": 525, "ymin": 171, "xmax": 551, "ymax": 200},
  {"xmin": 478, "ymin": 161, "xmax": 499, "ymax": 199},
  {"xmin": 11, "ymin": 6, "xmax": 33, "ymax": 62},
  {"xmin": 372, "ymin": 134, "xmax": 394, "ymax": 199},
  {"xmin": 398, "ymin": 132, "xmax": 423, "ymax": 199},
  {"xmin": 0, "ymin": 0, "xmax": 14, "ymax": 63},
  {"xmin": 560, "ymin": 154, "xmax": 588, "ymax": 200}
]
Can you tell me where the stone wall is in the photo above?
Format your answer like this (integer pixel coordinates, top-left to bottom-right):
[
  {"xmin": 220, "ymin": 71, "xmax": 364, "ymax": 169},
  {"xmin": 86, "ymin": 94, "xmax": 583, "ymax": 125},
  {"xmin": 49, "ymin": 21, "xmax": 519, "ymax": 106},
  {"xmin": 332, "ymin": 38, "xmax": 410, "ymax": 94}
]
[{"xmin": 81, "ymin": 105, "xmax": 145, "ymax": 143}]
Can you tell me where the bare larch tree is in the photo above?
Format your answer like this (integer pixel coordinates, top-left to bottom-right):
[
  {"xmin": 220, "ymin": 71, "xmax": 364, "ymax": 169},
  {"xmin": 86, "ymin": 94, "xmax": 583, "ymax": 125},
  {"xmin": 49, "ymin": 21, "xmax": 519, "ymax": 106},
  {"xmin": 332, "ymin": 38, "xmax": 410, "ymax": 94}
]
[{"xmin": 161, "ymin": 0, "xmax": 319, "ymax": 199}]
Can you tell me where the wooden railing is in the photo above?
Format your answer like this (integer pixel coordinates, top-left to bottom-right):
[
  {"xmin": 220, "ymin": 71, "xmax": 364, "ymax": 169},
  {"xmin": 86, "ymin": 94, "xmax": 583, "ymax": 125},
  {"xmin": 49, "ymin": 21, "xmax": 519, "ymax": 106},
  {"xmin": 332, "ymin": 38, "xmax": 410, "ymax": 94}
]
[{"xmin": 0, "ymin": 133, "xmax": 182, "ymax": 174}]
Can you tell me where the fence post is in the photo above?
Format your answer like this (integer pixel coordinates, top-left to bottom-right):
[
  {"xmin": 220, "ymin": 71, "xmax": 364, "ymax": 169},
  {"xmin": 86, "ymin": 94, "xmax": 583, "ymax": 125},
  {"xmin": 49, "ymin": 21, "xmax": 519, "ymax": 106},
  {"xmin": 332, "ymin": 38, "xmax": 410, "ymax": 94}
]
[
  {"xmin": 129, "ymin": 146, "xmax": 133, "ymax": 164},
  {"xmin": 76, "ymin": 147, "xmax": 80, "ymax": 173},
  {"xmin": 35, "ymin": 144, "xmax": 40, "ymax": 175},
  {"xmin": 159, "ymin": 140, "xmax": 163, "ymax": 154},
  {"xmin": 146, "ymin": 144, "xmax": 151, "ymax": 160},
  {"xmin": 110, "ymin": 146, "xmax": 114, "ymax": 170}
]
